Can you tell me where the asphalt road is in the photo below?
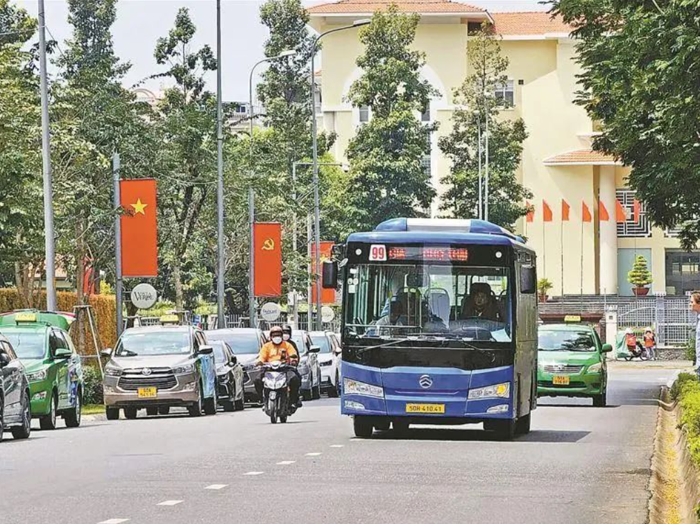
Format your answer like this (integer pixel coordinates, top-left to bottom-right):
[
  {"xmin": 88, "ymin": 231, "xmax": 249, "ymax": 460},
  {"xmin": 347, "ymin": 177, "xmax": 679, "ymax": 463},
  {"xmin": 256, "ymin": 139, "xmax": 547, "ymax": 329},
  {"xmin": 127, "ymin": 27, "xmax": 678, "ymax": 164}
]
[{"xmin": 0, "ymin": 362, "xmax": 686, "ymax": 524}]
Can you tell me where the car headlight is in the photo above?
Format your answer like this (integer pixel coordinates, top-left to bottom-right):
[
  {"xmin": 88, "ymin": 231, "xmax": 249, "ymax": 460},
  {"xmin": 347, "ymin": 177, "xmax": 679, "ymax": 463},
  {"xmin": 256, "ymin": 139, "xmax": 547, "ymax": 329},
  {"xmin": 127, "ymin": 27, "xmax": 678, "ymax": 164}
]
[
  {"xmin": 105, "ymin": 364, "xmax": 122, "ymax": 377},
  {"xmin": 173, "ymin": 363, "xmax": 195, "ymax": 374},
  {"xmin": 587, "ymin": 362, "xmax": 602, "ymax": 374},
  {"xmin": 343, "ymin": 378, "xmax": 383, "ymax": 398},
  {"xmin": 468, "ymin": 382, "xmax": 510, "ymax": 400},
  {"xmin": 27, "ymin": 369, "xmax": 47, "ymax": 382}
]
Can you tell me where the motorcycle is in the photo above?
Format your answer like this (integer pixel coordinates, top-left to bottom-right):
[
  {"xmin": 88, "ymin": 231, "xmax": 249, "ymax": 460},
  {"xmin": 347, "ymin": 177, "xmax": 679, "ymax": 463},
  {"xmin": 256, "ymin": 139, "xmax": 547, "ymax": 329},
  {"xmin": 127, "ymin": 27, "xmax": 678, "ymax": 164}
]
[
  {"xmin": 261, "ymin": 362, "xmax": 296, "ymax": 424},
  {"xmin": 624, "ymin": 341, "xmax": 650, "ymax": 361}
]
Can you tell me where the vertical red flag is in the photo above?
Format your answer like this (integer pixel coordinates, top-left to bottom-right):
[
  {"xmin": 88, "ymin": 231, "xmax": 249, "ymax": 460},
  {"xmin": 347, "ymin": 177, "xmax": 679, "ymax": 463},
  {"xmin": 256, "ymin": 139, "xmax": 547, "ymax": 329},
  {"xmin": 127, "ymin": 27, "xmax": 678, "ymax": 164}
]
[
  {"xmin": 311, "ymin": 241, "xmax": 336, "ymax": 304},
  {"xmin": 120, "ymin": 179, "xmax": 158, "ymax": 277},
  {"xmin": 633, "ymin": 199, "xmax": 641, "ymax": 223},
  {"xmin": 254, "ymin": 223, "xmax": 282, "ymax": 297},
  {"xmin": 599, "ymin": 200, "xmax": 610, "ymax": 221},
  {"xmin": 582, "ymin": 201, "xmax": 592, "ymax": 223},
  {"xmin": 526, "ymin": 201, "xmax": 534, "ymax": 223},
  {"xmin": 542, "ymin": 200, "xmax": 553, "ymax": 222},
  {"xmin": 615, "ymin": 199, "xmax": 627, "ymax": 223},
  {"xmin": 561, "ymin": 199, "xmax": 570, "ymax": 221}
]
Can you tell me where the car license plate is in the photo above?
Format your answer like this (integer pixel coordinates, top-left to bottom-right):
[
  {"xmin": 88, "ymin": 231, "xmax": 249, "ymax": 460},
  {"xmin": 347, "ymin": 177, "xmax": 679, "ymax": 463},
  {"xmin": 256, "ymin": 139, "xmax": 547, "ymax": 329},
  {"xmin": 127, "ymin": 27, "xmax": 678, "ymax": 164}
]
[
  {"xmin": 552, "ymin": 375, "xmax": 570, "ymax": 385},
  {"xmin": 137, "ymin": 387, "xmax": 157, "ymax": 398},
  {"xmin": 406, "ymin": 403, "xmax": 445, "ymax": 414}
]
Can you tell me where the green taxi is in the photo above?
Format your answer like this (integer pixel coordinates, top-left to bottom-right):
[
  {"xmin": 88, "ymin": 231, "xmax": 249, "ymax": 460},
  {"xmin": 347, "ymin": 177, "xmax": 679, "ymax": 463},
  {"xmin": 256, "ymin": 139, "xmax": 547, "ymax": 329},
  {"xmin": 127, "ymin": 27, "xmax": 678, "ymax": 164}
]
[
  {"xmin": 537, "ymin": 320, "xmax": 612, "ymax": 407},
  {"xmin": 0, "ymin": 310, "xmax": 84, "ymax": 429}
]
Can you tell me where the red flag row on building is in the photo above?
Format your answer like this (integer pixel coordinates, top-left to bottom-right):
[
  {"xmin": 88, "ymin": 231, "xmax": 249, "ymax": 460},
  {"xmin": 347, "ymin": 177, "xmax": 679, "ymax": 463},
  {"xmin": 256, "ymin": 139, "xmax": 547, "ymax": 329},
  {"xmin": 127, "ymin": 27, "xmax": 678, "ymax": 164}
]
[{"xmin": 526, "ymin": 199, "xmax": 641, "ymax": 224}]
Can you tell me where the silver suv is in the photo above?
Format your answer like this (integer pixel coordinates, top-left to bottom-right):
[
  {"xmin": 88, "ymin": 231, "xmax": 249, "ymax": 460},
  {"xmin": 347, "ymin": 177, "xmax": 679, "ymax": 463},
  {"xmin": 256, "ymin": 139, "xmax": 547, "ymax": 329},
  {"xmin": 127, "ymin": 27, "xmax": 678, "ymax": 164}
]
[{"xmin": 102, "ymin": 325, "xmax": 217, "ymax": 419}]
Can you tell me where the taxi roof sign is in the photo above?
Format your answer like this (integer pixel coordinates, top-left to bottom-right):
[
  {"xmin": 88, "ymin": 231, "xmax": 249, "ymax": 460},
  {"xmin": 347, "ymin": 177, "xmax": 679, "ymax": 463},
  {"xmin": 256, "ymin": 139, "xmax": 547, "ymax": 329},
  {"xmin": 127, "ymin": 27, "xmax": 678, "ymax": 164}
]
[
  {"xmin": 15, "ymin": 312, "xmax": 37, "ymax": 323},
  {"xmin": 0, "ymin": 310, "xmax": 72, "ymax": 330},
  {"xmin": 564, "ymin": 315, "xmax": 582, "ymax": 323},
  {"xmin": 159, "ymin": 314, "xmax": 180, "ymax": 325}
]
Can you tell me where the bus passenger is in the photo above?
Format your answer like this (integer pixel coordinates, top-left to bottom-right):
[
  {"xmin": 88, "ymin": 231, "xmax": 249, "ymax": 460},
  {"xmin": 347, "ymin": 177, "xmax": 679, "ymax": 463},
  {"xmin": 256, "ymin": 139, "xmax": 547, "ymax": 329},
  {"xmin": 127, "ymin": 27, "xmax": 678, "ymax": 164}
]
[{"xmin": 461, "ymin": 282, "xmax": 501, "ymax": 322}]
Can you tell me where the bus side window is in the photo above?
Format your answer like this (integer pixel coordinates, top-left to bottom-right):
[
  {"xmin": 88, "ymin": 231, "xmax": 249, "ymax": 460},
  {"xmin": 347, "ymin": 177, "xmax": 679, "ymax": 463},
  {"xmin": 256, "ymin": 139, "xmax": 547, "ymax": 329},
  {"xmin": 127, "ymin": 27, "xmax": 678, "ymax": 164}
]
[{"xmin": 520, "ymin": 266, "xmax": 537, "ymax": 294}]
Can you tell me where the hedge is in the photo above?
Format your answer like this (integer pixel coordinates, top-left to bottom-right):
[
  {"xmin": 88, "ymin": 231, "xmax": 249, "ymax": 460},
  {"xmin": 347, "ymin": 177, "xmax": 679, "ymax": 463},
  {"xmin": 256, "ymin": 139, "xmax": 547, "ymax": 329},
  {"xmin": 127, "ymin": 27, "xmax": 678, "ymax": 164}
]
[
  {"xmin": 672, "ymin": 373, "xmax": 700, "ymax": 467},
  {"xmin": 0, "ymin": 288, "xmax": 117, "ymax": 354}
]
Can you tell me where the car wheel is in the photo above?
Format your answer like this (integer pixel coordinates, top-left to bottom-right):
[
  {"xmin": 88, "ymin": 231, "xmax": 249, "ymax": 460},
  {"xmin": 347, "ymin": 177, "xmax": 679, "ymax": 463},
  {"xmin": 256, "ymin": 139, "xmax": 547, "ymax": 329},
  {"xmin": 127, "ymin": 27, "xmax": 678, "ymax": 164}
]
[
  {"xmin": 328, "ymin": 376, "xmax": 339, "ymax": 398},
  {"xmin": 353, "ymin": 416, "xmax": 373, "ymax": 438},
  {"xmin": 0, "ymin": 394, "xmax": 4, "ymax": 443},
  {"xmin": 516, "ymin": 413, "xmax": 531, "ymax": 435},
  {"xmin": 302, "ymin": 389, "xmax": 312, "ymax": 401},
  {"xmin": 64, "ymin": 391, "xmax": 82, "ymax": 428},
  {"xmin": 106, "ymin": 407, "xmax": 120, "ymax": 420},
  {"xmin": 235, "ymin": 398, "xmax": 245, "ymax": 411},
  {"xmin": 40, "ymin": 391, "xmax": 58, "ymax": 430},
  {"xmin": 593, "ymin": 392, "xmax": 607, "ymax": 407},
  {"xmin": 11, "ymin": 391, "xmax": 31, "ymax": 440},
  {"xmin": 204, "ymin": 390, "xmax": 217, "ymax": 416},
  {"xmin": 223, "ymin": 399, "xmax": 235, "ymax": 412},
  {"xmin": 188, "ymin": 387, "xmax": 203, "ymax": 417},
  {"xmin": 158, "ymin": 406, "xmax": 170, "ymax": 415},
  {"xmin": 124, "ymin": 407, "xmax": 138, "ymax": 419}
]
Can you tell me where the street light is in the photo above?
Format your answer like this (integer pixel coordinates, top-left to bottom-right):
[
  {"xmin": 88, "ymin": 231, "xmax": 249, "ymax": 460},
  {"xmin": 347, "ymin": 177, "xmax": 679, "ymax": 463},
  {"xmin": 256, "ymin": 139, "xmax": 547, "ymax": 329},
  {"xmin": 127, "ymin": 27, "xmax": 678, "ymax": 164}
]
[
  {"xmin": 216, "ymin": 0, "xmax": 225, "ymax": 329},
  {"xmin": 310, "ymin": 18, "xmax": 370, "ymax": 330},
  {"xmin": 248, "ymin": 49, "xmax": 297, "ymax": 328}
]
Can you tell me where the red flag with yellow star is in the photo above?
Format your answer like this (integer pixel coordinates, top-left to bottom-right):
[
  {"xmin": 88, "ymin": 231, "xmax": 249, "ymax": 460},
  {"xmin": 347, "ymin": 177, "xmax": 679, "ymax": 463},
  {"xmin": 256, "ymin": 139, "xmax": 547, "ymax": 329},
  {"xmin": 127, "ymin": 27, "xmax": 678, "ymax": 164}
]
[{"xmin": 120, "ymin": 179, "xmax": 157, "ymax": 277}]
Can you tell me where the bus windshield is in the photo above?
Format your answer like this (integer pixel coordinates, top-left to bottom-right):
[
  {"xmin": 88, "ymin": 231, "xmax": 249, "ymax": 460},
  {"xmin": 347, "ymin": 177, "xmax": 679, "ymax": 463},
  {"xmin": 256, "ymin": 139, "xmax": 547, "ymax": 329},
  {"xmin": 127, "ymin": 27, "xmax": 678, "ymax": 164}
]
[{"xmin": 345, "ymin": 263, "xmax": 511, "ymax": 342}]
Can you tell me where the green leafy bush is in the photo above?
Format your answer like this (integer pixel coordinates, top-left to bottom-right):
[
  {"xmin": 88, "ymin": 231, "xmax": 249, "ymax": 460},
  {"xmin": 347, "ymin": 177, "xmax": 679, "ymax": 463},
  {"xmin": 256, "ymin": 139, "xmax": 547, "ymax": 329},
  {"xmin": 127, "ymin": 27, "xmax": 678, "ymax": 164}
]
[
  {"xmin": 82, "ymin": 364, "xmax": 103, "ymax": 405},
  {"xmin": 674, "ymin": 373, "xmax": 700, "ymax": 466}
]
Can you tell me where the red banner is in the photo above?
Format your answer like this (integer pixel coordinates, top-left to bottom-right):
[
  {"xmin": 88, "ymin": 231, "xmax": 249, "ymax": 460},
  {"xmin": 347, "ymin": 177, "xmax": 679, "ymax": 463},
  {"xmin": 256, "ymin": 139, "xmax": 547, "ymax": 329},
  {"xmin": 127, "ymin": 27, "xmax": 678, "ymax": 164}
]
[
  {"xmin": 120, "ymin": 179, "xmax": 158, "ymax": 277},
  {"xmin": 254, "ymin": 223, "xmax": 282, "ymax": 297},
  {"xmin": 542, "ymin": 200, "xmax": 553, "ymax": 222},
  {"xmin": 561, "ymin": 199, "xmax": 570, "ymax": 221},
  {"xmin": 526, "ymin": 201, "xmax": 534, "ymax": 223},
  {"xmin": 582, "ymin": 201, "xmax": 592, "ymax": 223},
  {"xmin": 311, "ymin": 241, "xmax": 336, "ymax": 304}
]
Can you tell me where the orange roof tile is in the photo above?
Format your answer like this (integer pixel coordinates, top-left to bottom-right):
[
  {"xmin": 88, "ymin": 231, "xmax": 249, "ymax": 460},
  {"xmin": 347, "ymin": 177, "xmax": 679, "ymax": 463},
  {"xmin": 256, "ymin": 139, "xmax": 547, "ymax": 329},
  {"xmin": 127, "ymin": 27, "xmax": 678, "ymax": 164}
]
[
  {"xmin": 544, "ymin": 149, "xmax": 619, "ymax": 166},
  {"xmin": 491, "ymin": 12, "xmax": 572, "ymax": 36},
  {"xmin": 308, "ymin": 0, "xmax": 486, "ymax": 15}
]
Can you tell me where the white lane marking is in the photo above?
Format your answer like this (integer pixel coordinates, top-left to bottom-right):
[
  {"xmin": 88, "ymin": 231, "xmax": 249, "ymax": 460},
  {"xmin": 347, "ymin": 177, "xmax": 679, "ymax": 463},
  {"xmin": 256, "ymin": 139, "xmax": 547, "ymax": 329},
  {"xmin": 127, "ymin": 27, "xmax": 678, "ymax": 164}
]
[
  {"xmin": 205, "ymin": 484, "xmax": 228, "ymax": 490},
  {"xmin": 306, "ymin": 452, "xmax": 322, "ymax": 457},
  {"xmin": 277, "ymin": 460, "xmax": 296, "ymax": 465},
  {"xmin": 330, "ymin": 444, "xmax": 344, "ymax": 448},
  {"xmin": 244, "ymin": 471, "xmax": 264, "ymax": 476},
  {"xmin": 157, "ymin": 500, "xmax": 183, "ymax": 506},
  {"xmin": 98, "ymin": 520, "xmax": 130, "ymax": 524}
]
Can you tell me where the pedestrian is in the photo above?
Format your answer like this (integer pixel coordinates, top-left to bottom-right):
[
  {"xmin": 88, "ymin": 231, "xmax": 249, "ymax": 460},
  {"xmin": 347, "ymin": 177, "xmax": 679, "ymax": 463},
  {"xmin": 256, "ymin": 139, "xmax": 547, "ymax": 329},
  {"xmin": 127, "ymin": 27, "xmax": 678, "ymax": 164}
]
[
  {"xmin": 690, "ymin": 291, "xmax": 700, "ymax": 379},
  {"xmin": 643, "ymin": 327, "xmax": 657, "ymax": 361}
]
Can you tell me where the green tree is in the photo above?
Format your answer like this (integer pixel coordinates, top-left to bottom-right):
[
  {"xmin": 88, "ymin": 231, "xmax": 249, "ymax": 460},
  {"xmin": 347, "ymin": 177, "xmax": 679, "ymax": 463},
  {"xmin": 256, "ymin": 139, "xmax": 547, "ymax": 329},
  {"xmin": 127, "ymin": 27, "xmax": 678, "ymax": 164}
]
[
  {"xmin": 438, "ymin": 25, "xmax": 530, "ymax": 229},
  {"xmin": 152, "ymin": 7, "xmax": 217, "ymax": 310},
  {"xmin": 627, "ymin": 254, "xmax": 652, "ymax": 288},
  {"xmin": 552, "ymin": 0, "xmax": 700, "ymax": 249},
  {"xmin": 0, "ymin": 0, "xmax": 44, "ymax": 306},
  {"xmin": 346, "ymin": 5, "xmax": 437, "ymax": 230}
]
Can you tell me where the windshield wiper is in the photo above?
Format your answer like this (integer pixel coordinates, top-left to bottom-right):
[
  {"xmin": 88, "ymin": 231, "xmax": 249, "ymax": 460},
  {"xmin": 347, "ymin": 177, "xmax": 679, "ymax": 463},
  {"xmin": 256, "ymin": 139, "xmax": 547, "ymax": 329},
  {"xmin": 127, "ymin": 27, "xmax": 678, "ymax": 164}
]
[{"xmin": 351, "ymin": 338, "xmax": 412, "ymax": 354}]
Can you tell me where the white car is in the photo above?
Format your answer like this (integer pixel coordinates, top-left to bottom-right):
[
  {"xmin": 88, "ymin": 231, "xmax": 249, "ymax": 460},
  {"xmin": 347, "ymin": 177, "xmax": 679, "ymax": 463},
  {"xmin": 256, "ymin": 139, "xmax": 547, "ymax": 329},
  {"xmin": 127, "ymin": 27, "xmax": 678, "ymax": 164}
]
[{"xmin": 309, "ymin": 331, "xmax": 341, "ymax": 397}]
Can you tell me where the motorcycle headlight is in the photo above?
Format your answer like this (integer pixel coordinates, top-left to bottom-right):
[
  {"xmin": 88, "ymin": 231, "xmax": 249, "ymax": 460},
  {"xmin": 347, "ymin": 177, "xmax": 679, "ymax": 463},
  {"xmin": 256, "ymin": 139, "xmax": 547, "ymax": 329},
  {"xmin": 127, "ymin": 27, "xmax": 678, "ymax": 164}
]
[
  {"xmin": 173, "ymin": 363, "xmax": 195, "ymax": 374},
  {"xmin": 105, "ymin": 363, "xmax": 122, "ymax": 377},
  {"xmin": 343, "ymin": 378, "xmax": 383, "ymax": 398},
  {"xmin": 587, "ymin": 362, "xmax": 602, "ymax": 374},
  {"xmin": 468, "ymin": 382, "xmax": 510, "ymax": 400},
  {"xmin": 27, "ymin": 369, "xmax": 48, "ymax": 382}
]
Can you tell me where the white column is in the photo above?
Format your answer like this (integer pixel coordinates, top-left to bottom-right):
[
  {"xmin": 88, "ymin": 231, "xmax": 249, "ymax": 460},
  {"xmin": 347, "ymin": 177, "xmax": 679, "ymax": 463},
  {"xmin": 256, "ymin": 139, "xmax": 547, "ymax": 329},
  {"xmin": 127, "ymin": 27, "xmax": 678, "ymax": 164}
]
[{"xmin": 599, "ymin": 166, "xmax": 618, "ymax": 295}]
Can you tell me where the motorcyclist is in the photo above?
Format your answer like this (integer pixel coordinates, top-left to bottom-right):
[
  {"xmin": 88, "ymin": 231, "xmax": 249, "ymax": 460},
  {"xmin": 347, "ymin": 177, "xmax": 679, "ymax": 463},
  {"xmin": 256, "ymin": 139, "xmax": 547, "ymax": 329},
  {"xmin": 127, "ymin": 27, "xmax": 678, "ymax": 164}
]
[{"xmin": 254, "ymin": 326, "xmax": 303, "ymax": 408}]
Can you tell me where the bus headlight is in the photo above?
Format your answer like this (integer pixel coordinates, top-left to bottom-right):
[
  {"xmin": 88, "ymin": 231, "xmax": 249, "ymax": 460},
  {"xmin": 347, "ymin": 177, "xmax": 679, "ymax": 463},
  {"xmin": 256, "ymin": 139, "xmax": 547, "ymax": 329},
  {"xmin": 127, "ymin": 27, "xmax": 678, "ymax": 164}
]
[
  {"xmin": 468, "ymin": 382, "xmax": 510, "ymax": 400},
  {"xmin": 587, "ymin": 362, "xmax": 602, "ymax": 374},
  {"xmin": 344, "ymin": 378, "xmax": 383, "ymax": 398}
]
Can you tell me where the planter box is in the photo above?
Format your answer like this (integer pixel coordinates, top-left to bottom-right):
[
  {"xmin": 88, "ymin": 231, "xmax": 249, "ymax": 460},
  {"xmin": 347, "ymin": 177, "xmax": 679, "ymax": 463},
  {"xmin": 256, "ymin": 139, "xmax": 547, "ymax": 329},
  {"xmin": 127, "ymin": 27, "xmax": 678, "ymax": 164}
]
[{"xmin": 632, "ymin": 286, "xmax": 650, "ymax": 296}]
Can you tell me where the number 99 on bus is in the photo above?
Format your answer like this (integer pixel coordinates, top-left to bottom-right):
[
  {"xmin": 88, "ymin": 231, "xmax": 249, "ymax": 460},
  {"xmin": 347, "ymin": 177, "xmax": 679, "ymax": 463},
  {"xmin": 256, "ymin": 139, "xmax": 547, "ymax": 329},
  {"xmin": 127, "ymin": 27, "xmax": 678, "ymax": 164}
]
[{"xmin": 369, "ymin": 244, "xmax": 387, "ymax": 262}]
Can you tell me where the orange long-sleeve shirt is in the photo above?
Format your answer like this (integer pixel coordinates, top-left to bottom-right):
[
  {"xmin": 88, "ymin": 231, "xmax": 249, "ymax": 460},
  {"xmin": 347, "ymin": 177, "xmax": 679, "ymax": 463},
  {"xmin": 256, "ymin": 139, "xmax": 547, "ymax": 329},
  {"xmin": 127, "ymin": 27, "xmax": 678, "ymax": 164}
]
[{"xmin": 255, "ymin": 341, "xmax": 298, "ymax": 365}]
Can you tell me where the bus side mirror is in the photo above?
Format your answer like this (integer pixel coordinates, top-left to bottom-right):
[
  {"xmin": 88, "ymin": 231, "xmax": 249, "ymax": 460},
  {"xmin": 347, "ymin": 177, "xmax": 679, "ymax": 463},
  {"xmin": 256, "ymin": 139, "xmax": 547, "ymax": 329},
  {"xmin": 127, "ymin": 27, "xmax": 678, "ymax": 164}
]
[{"xmin": 322, "ymin": 260, "xmax": 338, "ymax": 289}]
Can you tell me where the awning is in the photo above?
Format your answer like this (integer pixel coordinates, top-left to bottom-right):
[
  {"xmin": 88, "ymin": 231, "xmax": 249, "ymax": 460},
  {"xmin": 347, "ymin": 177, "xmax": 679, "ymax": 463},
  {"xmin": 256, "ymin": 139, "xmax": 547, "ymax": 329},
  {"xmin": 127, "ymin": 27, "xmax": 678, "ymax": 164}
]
[{"xmin": 544, "ymin": 149, "xmax": 621, "ymax": 166}]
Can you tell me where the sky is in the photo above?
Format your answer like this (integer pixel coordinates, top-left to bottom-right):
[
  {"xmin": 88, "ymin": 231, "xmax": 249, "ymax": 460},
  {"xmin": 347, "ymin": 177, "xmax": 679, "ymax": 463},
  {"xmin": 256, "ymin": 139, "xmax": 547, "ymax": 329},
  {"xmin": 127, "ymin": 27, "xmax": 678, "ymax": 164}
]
[{"xmin": 15, "ymin": 0, "xmax": 547, "ymax": 101}]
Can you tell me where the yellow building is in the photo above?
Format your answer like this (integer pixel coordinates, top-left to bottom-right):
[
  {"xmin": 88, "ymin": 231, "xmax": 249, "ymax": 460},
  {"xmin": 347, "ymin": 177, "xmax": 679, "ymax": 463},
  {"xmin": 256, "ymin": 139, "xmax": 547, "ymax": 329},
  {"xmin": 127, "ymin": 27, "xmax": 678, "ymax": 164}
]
[{"xmin": 308, "ymin": 0, "xmax": 697, "ymax": 297}]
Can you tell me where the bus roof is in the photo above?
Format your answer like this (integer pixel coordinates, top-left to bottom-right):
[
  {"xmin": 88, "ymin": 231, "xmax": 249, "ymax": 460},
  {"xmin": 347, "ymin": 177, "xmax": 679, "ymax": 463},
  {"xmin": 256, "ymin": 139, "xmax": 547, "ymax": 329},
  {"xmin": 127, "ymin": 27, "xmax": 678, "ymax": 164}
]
[{"xmin": 347, "ymin": 218, "xmax": 532, "ymax": 251}]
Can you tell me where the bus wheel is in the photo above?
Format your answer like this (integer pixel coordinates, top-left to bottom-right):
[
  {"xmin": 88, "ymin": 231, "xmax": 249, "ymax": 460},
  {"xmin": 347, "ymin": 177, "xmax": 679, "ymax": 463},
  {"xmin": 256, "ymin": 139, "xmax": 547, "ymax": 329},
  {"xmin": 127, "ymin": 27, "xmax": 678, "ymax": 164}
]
[
  {"xmin": 353, "ymin": 416, "xmax": 374, "ymax": 438},
  {"xmin": 516, "ymin": 413, "xmax": 531, "ymax": 435}
]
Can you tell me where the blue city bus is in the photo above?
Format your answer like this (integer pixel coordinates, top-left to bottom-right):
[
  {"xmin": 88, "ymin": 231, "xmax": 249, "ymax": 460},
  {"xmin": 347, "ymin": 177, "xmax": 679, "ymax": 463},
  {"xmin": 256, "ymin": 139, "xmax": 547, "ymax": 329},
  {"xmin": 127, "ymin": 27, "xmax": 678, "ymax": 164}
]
[{"xmin": 323, "ymin": 218, "xmax": 538, "ymax": 440}]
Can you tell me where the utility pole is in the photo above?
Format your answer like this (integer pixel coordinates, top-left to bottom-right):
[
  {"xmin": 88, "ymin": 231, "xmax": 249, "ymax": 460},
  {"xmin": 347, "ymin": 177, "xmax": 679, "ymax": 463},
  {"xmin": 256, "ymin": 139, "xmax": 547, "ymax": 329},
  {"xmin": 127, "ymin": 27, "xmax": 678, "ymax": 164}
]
[
  {"xmin": 484, "ymin": 108, "xmax": 490, "ymax": 222},
  {"xmin": 477, "ymin": 120, "xmax": 482, "ymax": 220},
  {"xmin": 215, "ymin": 0, "xmax": 226, "ymax": 330},
  {"xmin": 38, "ymin": 0, "xmax": 56, "ymax": 311},
  {"xmin": 113, "ymin": 154, "xmax": 123, "ymax": 337}
]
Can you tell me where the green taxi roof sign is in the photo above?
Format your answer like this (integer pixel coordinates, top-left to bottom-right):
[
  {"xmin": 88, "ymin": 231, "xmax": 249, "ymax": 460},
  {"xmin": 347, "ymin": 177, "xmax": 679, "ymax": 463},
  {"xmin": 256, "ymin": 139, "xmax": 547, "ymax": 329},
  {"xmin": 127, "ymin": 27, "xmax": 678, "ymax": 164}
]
[{"xmin": 0, "ymin": 310, "xmax": 73, "ymax": 331}]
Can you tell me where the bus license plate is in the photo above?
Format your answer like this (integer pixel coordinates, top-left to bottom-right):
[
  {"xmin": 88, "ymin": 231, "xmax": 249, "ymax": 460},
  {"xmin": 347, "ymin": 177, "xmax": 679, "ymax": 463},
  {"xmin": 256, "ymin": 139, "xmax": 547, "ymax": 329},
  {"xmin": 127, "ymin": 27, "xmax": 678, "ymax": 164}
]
[
  {"xmin": 552, "ymin": 375, "xmax": 570, "ymax": 386},
  {"xmin": 137, "ymin": 387, "xmax": 157, "ymax": 398},
  {"xmin": 406, "ymin": 403, "xmax": 445, "ymax": 414}
]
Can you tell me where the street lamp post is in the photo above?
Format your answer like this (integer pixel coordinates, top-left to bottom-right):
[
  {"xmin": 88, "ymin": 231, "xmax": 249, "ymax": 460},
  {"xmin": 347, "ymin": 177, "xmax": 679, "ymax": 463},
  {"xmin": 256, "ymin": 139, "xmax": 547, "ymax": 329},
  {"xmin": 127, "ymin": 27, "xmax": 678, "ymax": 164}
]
[
  {"xmin": 248, "ymin": 50, "xmax": 296, "ymax": 328},
  {"xmin": 216, "ymin": 0, "xmax": 225, "ymax": 330},
  {"xmin": 310, "ymin": 19, "xmax": 370, "ymax": 330}
]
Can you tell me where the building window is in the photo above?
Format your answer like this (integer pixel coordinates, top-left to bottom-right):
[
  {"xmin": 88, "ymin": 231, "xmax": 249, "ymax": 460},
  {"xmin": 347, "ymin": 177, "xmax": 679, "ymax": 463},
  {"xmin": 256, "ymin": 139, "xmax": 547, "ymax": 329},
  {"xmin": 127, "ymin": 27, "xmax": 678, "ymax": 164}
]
[
  {"xmin": 359, "ymin": 105, "xmax": 371, "ymax": 123},
  {"xmin": 616, "ymin": 189, "xmax": 651, "ymax": 238},
  {"xmin": 421, "ymin": 154, "xmax": 431, "ymax": 178},
  {"xmin": 665, "ymin": 250, "xmax": 700, "ymax": 296},
  {"xmin": 421, "ymin": 101, "xmax": 431, "ymax": 122},
  {"xmin": 314, "ymin": 89, "xmax": 322, "ymax": 113},
  {"xmin": 494, "ymin": 80, "xmax": 514, "ymax": 107}
]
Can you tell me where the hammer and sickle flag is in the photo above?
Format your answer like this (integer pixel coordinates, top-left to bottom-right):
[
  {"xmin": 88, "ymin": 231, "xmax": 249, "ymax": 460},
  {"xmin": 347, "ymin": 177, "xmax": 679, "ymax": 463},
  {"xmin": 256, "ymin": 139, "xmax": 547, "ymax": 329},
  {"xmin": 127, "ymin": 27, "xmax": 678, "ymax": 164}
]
[
  {"xmin": 254, "ymin": 222, "xmax": 282, "ymax": 297},
  {"xmin": 120, "ymin": 179, "xmax": 158, "ymax": 278}
]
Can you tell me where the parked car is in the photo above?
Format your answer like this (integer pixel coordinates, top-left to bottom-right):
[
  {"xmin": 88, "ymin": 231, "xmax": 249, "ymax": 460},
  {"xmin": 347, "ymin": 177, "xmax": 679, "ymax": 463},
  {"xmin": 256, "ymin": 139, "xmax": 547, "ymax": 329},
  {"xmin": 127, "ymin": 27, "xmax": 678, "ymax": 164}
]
[
  {"xmin": 309, "ymin": 331, "xmax": 341, "ymax": 397},
  {"xmin": 330, "ymin": 332, "xmax": 342, "ymax": 397},
  {"xmin": 102, "ymin": 320, "xmax": 217, "ymax": 419},
  {"xmin": 0, "ymin": 334, "xmax": 31, "ymax": 441},
  {"xmin": 210, "ymin": 340, "xmax": 245, "ymax": 412},
  {"xmin": 207, "ymin": 328, "xmax": 267, "ymax": 403},
  {"xmin": 292, "ymin": 331, "xmax": 322, "ymax": 401},
  {"xmin": 0, "ymin": 310, "xmax": 84, "ymax": 429},
  {"xmin": 537, "ymin": 322, "xmax": 612, "ymax": 407}
]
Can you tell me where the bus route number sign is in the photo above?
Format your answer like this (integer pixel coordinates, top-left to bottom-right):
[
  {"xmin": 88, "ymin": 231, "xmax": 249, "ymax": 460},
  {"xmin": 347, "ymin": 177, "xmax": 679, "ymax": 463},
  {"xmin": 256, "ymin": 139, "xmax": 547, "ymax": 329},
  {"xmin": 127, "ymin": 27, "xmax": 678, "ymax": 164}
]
[{"xmin": 369, "ymin": 245, "xmax": 387, "ymax": 261}]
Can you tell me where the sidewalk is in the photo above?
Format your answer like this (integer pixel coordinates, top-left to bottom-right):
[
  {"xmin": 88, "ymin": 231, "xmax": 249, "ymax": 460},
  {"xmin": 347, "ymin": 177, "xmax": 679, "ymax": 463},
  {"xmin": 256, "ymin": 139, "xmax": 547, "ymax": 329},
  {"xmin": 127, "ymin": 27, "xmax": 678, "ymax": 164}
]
[{"xmin": 608, "ymin": 359, "xmax": 693, "ymax": 371}]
